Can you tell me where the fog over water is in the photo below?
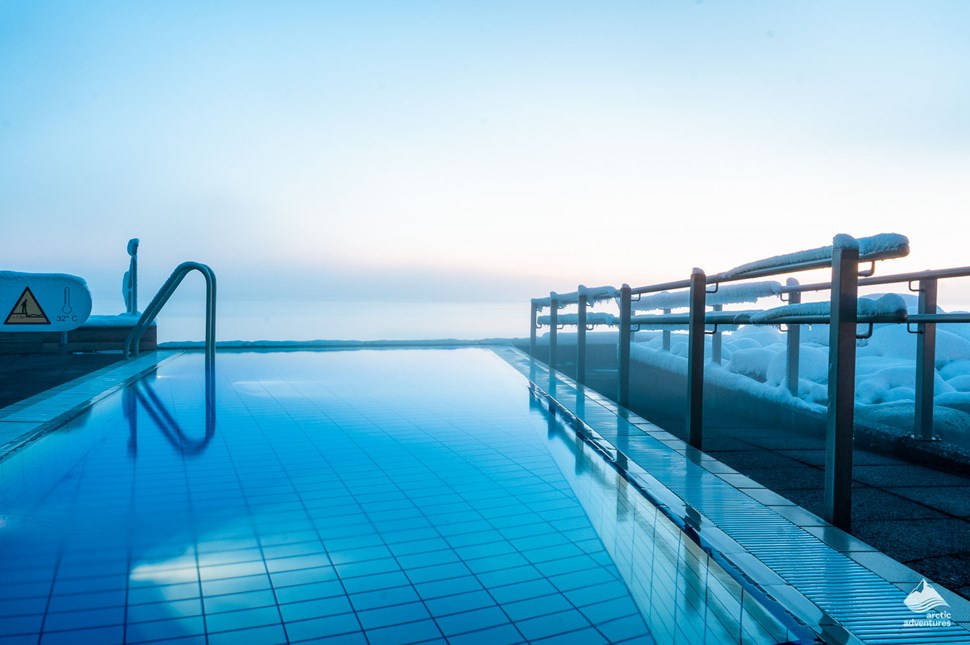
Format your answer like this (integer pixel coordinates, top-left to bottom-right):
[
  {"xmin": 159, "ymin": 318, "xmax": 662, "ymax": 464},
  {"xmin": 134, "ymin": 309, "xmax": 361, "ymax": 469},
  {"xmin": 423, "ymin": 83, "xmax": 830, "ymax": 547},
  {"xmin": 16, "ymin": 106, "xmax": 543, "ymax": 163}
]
[{"xmin": 2, "ymin": 2, "xmax": 968, "ymax": 314}]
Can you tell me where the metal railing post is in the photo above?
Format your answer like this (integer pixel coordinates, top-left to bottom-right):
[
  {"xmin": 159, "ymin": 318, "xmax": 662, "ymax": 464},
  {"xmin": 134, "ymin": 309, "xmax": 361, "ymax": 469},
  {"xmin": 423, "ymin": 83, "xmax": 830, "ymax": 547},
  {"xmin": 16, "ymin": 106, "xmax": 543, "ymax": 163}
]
[
  {"xmin": 825, "ymin": 236, "xmax": 859, "ymax": 531},
  {"xmin": 577, "ymin": 288, "xmax": 588, "ymax": 385},
  {"xmin": 549, "ymin": 293, "xmax": 559, "ymax": 372},
  {"xmin": 529, "ymin": 301, "xmax": 539, "ymax": 358},
  {"xmin": 915, "ymin": 278, "xmax": 939, "ymax": 440},
  {"xmin": 662, "ymin": 309, "xmax": 671, "ymax": 351},
  {"xmin": 618, "ymin": 284, "xmax": 632, "ymax": 408},
  {"xmin": 786, "ymin": 277, "xmax": 801, "ymax": 397},
  {"xmin": 712, "ymin": 303, "xmax": 723, "ymax": 364},
  {"xmin": 687, "ymin": 268, "xmax": 707, "ymax": 449}
]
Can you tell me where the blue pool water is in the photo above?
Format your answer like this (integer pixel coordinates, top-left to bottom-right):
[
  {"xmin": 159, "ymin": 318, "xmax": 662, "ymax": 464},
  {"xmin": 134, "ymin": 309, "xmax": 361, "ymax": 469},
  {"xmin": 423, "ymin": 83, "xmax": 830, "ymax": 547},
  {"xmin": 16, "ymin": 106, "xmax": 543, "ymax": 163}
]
[{"xmin": 0, "ymin": 349, "xmax": 794, "ymax": 644}]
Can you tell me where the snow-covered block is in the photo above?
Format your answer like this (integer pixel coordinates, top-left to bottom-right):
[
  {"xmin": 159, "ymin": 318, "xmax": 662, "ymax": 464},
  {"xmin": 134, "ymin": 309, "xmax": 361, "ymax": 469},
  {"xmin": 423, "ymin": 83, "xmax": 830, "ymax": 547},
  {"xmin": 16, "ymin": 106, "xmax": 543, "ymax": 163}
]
[
  {"xmin": 859, "ymin": 324, "xmax": 970, "ymax": 367},
  {"xmin": 766, "ymin": 344, "xmax": 828, "ymax": 386},
  {"xmin": 0, "ymin": 271, "xmax": 92, "ymax": 332},
  {"xmin": 856, "ymin": 364, "xmax": 953, "ymax": 405},
  {"xmin": 727, "ymin": 347, "xmax": 776, "ymax": 382},
  {"xmin": 85, "ymin": 314, "xmax": 153, "ymax": 327},
  {"xmin": 726, "ymin": 325, "xmax": 785, "ymax": 346}
]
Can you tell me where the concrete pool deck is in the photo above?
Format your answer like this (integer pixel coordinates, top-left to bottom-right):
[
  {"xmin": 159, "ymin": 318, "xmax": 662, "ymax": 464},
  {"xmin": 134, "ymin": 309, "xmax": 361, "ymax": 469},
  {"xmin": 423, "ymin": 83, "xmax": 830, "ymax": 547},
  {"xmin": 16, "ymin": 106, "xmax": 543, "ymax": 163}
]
[
  {"xmin": 0, "ymin": 352, "xmax": 125, "ymax": 410},
  {"xmin": 2, "ymin": 348, "xmax": 970, "ymax": 644}
]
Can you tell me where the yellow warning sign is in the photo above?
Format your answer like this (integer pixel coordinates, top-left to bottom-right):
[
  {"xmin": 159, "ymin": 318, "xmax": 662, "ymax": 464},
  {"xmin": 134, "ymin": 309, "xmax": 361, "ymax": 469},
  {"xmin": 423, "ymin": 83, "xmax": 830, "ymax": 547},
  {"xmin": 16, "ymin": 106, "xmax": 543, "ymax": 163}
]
[{"xmin": 5, "ymin": 287, "xmax": 50, "ymax": 325}]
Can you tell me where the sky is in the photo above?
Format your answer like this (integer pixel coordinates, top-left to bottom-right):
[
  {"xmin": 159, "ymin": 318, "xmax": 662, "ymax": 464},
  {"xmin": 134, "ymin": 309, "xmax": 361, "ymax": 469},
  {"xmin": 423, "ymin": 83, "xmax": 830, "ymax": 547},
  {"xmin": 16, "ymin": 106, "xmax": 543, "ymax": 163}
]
[{"xmin": 1, "ymin": 1, "xmax": 969, "ymax": 316}]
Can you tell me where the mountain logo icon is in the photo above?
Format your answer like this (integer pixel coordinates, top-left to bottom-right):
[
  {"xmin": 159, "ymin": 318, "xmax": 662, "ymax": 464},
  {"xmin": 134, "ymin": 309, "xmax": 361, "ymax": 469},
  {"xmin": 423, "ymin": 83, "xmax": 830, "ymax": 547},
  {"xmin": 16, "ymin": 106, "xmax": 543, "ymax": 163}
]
[{"xmin": 904, "ymin": 579, "xmax": 950, "ymax": 613}]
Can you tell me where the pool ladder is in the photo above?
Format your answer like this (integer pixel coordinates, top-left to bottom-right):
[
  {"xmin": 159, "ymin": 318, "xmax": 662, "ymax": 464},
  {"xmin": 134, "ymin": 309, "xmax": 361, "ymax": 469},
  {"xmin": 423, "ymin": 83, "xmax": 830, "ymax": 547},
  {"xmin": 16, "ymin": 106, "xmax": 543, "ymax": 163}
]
[{"xmin": 124, "ymin": 261, "xmax": 217, "ymax": 363}]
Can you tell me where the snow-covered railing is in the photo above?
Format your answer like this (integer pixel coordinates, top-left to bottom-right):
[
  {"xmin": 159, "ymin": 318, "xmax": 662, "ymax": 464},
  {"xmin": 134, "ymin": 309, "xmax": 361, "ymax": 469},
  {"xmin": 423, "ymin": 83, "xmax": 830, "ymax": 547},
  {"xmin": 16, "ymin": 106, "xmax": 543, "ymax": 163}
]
[
  {"xmin": 529, "ymin": 285, "xmax": 616, "ymax": 381},
  {"xmin": 531, "ymin": 233, "xmax": 970, "ymax": 532},
  {"xmin": 530, "ymin": 232, "xmax": 912, "ymax": 532},
  {"xmin": 626, "ymin": 296, "xmax": 909, "ymax": 327},
  {"xmin": 537, "ymin": 312, "xmax": 618, "ymax": 326},
  {"xmin": 630, "ymin": 281, "xmax": 782, "ymax": 311},
  {"xmin": 714, "ymin": 233, "xmax": 909, "ymax": 281},
  {"xmin": 626, "ymin": 280, "xmax": 785, "ymax": 361},
  {"xmin": 532, "ymin": 285, "xmax": 617, "ymax": 310}
]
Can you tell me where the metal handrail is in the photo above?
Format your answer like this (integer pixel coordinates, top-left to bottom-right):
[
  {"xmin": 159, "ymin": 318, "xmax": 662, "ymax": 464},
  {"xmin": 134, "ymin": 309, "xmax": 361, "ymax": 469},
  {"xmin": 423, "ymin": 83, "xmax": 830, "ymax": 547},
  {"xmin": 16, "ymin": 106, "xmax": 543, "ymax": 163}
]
[{"xmin": 124, "ymin": 261, "xmax": 217, "ymax": 363}]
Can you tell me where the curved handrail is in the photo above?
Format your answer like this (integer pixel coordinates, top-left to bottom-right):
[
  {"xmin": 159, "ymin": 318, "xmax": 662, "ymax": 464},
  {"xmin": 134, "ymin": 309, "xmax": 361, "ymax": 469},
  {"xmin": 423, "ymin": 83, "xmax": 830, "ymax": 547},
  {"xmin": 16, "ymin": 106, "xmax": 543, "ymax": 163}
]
[{"xmin": 124, "ymin": 261, "xmax": 216, "ymax": 363}]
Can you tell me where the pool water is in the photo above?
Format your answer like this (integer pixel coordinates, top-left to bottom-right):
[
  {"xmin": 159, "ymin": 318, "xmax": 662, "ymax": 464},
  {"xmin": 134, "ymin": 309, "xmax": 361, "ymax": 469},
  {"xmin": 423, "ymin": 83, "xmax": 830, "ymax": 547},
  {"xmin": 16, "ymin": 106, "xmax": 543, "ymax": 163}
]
[{"xmin": 0, "ymin": 349, "xmax": 794, "ymax": 644}]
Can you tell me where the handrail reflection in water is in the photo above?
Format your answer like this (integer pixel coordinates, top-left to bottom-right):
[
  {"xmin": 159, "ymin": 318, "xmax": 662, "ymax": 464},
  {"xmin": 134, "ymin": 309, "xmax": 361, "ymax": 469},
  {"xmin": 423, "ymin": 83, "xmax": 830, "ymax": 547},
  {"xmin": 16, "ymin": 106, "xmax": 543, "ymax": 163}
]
[{"xmin": 123, "ymin": 367, "xmax": 216, "ymax": 457}]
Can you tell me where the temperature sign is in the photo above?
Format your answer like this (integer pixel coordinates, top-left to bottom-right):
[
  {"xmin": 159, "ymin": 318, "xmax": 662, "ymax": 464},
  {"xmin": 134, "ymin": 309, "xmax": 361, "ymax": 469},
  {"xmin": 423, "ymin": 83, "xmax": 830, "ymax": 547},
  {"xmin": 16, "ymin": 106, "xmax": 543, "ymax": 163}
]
[{"xmin": 1, "ymin": 272, "xmax": 92, "ymax": 332}]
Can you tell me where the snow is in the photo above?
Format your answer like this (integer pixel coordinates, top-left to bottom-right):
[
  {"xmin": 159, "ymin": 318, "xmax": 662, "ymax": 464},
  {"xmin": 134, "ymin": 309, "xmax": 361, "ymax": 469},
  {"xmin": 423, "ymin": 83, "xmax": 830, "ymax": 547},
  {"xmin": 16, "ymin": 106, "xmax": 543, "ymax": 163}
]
[
  {"xmin": 858, "ymin": 232, "xmax": 911, "ymax": 258},
  {"xmin": 631, "ymin": 281, "xmax": 781, "ymax": 311},
  {"xmin": 579, "ymin": 285, "xmax": 618, "ymax": 301},
  {"xmin": 534, "ymin": 285, "xmax": 617, "ymax": 310},
  {"xmin": 748, "ymin": 293, "xmax": 908, "ymax": 323},
  {"xmin": 85, "ymin": 314, "xmax": 154, "ymax": 327},
  {"xmin": 537, "ymin": 312, "xmax": 618, "ymax": 326},
  {"xmin": 0, "ymin": 270, "xmax": 88, "ymax": 283},
  {"xmin": 627, "ymin": 293, "xmax": 970, "ymax": 448}
]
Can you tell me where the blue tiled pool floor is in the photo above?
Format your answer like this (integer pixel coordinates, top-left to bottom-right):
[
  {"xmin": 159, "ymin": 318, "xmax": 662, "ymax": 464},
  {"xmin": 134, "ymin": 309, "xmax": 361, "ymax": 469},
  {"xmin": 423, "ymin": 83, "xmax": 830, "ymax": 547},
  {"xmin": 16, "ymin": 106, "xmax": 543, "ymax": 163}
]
[{"xmin": 1, "ymin": 350, "xmax": 660, "ymax": 644}]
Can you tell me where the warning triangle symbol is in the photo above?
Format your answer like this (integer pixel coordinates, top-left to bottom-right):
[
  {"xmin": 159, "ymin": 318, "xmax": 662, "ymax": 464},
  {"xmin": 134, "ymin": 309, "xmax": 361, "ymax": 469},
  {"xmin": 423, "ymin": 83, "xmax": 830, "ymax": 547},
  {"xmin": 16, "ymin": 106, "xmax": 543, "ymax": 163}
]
[{"xmin": 5, "ymin": 287, "xmax": 51, "ymax": 325}]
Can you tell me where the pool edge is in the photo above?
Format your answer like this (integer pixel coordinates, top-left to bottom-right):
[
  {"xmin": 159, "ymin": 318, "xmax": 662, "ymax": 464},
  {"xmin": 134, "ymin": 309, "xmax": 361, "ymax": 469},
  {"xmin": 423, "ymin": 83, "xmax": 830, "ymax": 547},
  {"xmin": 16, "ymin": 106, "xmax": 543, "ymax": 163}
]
[
  {"xmin": 492, "ymin": 346, "xmax": 970, "ymax": 644},
  {"xmin": 0, "ymin": 351, "xmax": 183, "ymax": 461}
]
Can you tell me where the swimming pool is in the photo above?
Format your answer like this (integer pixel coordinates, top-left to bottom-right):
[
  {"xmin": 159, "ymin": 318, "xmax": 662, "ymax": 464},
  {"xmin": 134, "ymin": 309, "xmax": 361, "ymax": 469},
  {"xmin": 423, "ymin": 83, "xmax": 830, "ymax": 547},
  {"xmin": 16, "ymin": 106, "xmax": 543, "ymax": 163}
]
[{"xmin": 0, "ymin": 347, "xmax": 966, "ymax": 644}]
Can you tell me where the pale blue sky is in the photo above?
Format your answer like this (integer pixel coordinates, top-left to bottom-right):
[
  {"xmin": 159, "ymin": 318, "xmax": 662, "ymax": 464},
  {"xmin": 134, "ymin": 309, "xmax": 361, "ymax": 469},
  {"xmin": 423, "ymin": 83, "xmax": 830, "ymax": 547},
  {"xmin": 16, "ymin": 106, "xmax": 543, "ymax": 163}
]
[{"xmin": 2, "ymin": 1, "xmax": 968, "ymax": 311}]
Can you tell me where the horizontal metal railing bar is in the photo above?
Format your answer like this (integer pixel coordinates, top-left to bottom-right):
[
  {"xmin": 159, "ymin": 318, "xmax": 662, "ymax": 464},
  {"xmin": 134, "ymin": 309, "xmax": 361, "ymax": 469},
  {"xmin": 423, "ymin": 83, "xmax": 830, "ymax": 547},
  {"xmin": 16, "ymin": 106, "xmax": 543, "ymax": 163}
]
[
  {"xmin": 859, "ymin": 265, "xmax": 970, "ymax": 286},
  {"xmin": 631, "ymin": 281, "xmax": 782, "ymax": 312},
  {"xmin": 630, "ymin": 278, "xmax": 693, "ymax": 296},
  {"xmin": 780, "ymin": 266, "xmax": 970, "ymax": 297},
  {"xmin": 908, "ymin": 313, "xmax": 970, "ymax": 323},
  {"xmin": 537, "ymin": 312, "xmax": 618, "ymax": 326},
  {"xmin": 628, "ymin": 311, "xmax": 907, "ymax": 327}
]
